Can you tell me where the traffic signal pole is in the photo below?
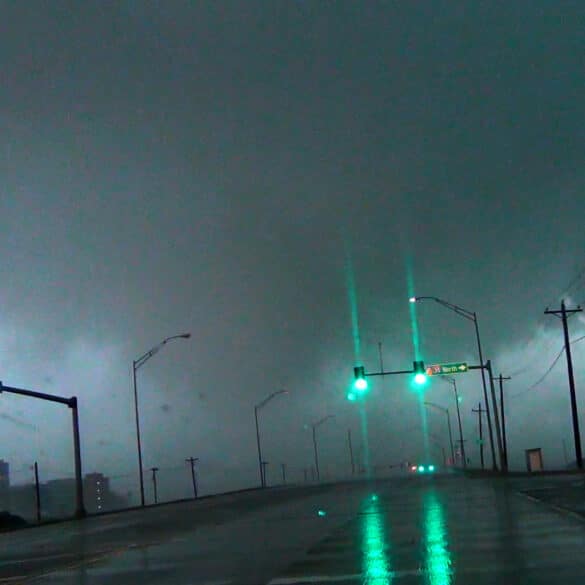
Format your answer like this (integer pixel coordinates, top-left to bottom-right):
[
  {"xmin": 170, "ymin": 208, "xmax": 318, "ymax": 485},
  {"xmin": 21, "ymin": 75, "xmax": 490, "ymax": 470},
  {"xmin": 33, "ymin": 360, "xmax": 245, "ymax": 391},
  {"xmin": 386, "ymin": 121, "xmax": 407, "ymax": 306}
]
[
  {"xmin": 493, "ymin": 374, "xmax": 511, "ymax": 472},
  {"xmin": 0, "ymin": 383, "xmax": 86, "ymax": 518},
  {"xmin": 486, "ymin": 361, "xmax": 505, "ymax": 471},
  {"xmin": 360, "ymin": 360, "xmax": 501, "ymax": 470},
  {"xmin": 473, "ymin": 316, "xmax": 498, "ymax": 472}
]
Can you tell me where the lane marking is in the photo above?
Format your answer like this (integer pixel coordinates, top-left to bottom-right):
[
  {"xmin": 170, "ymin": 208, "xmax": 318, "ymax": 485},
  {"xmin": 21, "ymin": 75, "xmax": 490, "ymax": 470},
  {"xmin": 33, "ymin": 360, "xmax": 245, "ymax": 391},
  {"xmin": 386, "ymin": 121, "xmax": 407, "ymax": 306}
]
[
  {"xmin": 269, "ymin": 576, "xmax": 363, "ymax": 584},
  {"xmin": 0, "ymin": 552, "xmax": 77, "ymax": 567},
  {"xmin": 269, "ymin": 570, "xmax": 430, "ymax": 584}
]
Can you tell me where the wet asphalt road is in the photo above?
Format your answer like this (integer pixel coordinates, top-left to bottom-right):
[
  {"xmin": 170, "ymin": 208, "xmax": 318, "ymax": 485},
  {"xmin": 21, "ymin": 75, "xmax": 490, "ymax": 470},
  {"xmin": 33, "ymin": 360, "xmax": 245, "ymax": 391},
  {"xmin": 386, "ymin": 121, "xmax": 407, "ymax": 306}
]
[{"xmin": 2, "ymin": 474, "xmax": 585, "ymax": 584}]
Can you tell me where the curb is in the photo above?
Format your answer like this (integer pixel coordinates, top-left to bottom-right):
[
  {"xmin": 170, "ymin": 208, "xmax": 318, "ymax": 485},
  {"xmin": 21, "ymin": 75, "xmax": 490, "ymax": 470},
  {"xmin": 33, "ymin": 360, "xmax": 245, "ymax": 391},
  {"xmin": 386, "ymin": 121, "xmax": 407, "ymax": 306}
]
[{"xmin": 516, "ymin": 490, "xmax": 585, "ymax": 523}]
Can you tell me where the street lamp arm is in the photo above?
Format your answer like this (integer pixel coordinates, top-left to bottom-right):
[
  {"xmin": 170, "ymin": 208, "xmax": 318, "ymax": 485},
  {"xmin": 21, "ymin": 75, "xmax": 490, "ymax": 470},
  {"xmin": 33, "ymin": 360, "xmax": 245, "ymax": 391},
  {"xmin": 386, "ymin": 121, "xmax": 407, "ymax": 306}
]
[
  {"xmin": 255, "ymin": 389, "xmax": 288, "ymax": 410},
  {"xmin": 413, "ymin": 296, "xmax": 475, "ymax": 322},
  {"xmin": 134, "ymin": 333, "xmax": 191, "ymax": 370},
  {"xmin": 313, "ymin": 414, "xmax": 335, "ymax": 428},
  {"xmin": 424, "ymin": 401, "xmax": 448, "ymax": 414}
]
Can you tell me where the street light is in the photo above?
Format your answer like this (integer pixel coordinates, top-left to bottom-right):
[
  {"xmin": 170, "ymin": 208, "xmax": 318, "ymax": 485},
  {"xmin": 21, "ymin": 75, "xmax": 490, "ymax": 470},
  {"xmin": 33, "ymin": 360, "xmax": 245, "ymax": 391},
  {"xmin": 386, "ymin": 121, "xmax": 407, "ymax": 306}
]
[
  {"xmin": 254, "ymin": 390, "xmax": 288, "ymax": 488},
  {"xmin": 429, "ymin": 433, "xmax": 447, "ymax": 466},
  {"xmin": 410, "ymin": 295, "xmax": 500, "ymax": 471},
  {"xmin": 132, "ymin": 333, "xmax": 191, "ymax": 507},
  {"xmin": 424, "ymin": 401, "xmax": 455, "ymax": 466},
  {"xmin": 444, "ymin": 377, "xmax": 467, "ymax": 468},
  {"xmin": 312, "ymin": 415, "xmax": 335, "ymax": 480}
]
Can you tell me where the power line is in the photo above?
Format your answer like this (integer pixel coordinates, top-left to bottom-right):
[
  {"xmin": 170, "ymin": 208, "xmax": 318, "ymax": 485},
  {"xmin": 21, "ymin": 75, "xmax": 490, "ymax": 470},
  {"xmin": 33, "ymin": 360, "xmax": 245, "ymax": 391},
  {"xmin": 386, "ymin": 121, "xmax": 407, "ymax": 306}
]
[
  {"xmin": 561, "ymin": 264, "xmax": 585, "ymax": 299},
  {"xmin": 509, "ymin": 334, "xmax": 585, "ymax": 399},
  {"xmin": 507, "ymin": 329, "xmax": 559, "ymax": 378},
  {"xmin": 509, "ymin": 347, "xmax": 565, "ymax": 399},
  {"xmin": 508, "ymin": 260, "xmax": 585, "ymax": 379}
]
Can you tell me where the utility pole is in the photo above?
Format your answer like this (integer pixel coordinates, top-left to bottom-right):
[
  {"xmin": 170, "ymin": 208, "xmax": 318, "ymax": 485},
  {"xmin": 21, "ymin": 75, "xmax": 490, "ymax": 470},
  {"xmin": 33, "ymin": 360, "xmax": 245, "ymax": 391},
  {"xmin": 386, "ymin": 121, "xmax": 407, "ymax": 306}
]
[
  {"xmin": 33, "ymin": 462, "xmax": 41, "ymax": 523},
  {"xmin": 254, "ymin": 406, "xmax": 264, "ymax": 488},
  {"xmin": 312, "ymin": 425, "xmax": 320, "ymax": 480},
  {"xmin": 185, "ymin": 457, "xmax": 199, "ymax": 498},
  {"xmin": 348, "ymin": 429, "xmax": 355, "ymax": 475},
  {"xmin": 545, "ymin": 300, "xmax": 583, "ymax": 469},
  {"xmin": 261, "ymin": 461, "xmax": 269, "ymax": 486},
  {"xmin": 150, "ymin": 467, "xmax": 159, "ymax": 504},
  {"xmin": 472, "ymin": 403, "xmax": 486, "ymax": 470},
  {"xmin": 303, "ymin": 468, "xmax": 308, "ymax": 482},
  {"xmin": 281, "ymin": 463, "xmax": 286, "ymax": 484},
  {"xmin": 494, "ymin": 374, "xmax": 511, "ymax": 471}
]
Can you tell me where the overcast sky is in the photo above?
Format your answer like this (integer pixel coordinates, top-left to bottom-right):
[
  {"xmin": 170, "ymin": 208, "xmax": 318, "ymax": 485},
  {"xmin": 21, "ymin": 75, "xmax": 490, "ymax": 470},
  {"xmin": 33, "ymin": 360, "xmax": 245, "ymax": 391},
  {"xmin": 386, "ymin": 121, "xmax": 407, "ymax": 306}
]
[{"xmin": 1, "ymin": 2, "xmax": 584, "ymax": 495}]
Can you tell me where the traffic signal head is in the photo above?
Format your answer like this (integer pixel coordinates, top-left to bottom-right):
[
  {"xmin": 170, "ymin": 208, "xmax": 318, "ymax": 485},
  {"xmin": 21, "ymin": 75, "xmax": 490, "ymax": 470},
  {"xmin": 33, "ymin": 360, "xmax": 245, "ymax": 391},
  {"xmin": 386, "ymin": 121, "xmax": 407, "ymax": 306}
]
[
  {"xmin": 413, "ymin": 361, "xmax": 427, "ymax": 386},
  {"xmin": 353, "ymin": 366, "xmax": 368, "ymax": 393}
]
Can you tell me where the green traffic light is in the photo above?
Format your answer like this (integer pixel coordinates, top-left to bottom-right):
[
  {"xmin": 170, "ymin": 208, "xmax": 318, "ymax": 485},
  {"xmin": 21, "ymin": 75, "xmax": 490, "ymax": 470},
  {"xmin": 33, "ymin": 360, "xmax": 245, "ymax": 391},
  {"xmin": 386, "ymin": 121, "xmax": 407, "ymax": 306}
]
[
  {"xmin": 412, "ymin": 361, "xmax": 428, "ymax": 387},
  {"xmin": 353, "ymin": 366, "xmax": 368, "ymax": 393},
  {"xmin": 354, "ymin": 377, "xmax": 368, "ymax": 392},
  {"xmin": 414, "ymin": 373, "xmax": 427, "ymax": 385},
  {"xmin": 428, "ymin": 465, "xmax": 435, "ymax": 472},
  {"xmin": 418, "ymin": 465, "xmax": 425, "ymax": 472}
]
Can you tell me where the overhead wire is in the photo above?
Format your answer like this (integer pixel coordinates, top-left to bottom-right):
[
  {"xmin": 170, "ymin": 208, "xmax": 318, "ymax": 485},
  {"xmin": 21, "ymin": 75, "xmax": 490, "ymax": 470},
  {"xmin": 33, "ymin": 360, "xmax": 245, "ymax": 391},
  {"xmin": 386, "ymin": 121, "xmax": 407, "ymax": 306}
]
[
  {"xmin": 506, "ymin": 258, "xmax": 585, "ymax": 378},
  {"xmin": 509, "ymin": 334, "xmax": 585, "ymax": 399},
  {"xmin": 559, "ymin": 263, "xmax": 585, "ymax": 300}
]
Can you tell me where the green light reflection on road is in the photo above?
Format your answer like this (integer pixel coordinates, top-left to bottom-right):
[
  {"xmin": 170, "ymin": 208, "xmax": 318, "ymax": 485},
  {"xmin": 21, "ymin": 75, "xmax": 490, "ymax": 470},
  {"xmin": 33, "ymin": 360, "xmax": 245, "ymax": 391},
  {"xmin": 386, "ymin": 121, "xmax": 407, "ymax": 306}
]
[
  {"xmin": 361, "ymin": 498, "xmax": 393, "ymax": 584},
  {"xmin": 423, "ymin": 492, "xmax": 453, "ymax": 585}
]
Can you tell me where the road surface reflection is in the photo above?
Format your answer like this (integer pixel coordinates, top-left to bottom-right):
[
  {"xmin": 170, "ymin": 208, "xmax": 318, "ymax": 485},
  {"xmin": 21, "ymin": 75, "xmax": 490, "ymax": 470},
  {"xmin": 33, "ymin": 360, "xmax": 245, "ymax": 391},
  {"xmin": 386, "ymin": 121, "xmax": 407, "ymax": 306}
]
[{"xmin": 422, "ymin": 490, "xmax": 453, "ymax": 584}]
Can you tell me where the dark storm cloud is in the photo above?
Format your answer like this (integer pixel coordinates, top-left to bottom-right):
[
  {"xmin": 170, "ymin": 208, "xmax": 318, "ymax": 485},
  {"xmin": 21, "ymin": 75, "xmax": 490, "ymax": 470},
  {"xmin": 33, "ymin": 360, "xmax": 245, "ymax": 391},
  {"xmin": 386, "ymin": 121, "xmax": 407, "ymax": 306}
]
[{"xmin": 0, "ymin": 2, "xmax": 584, "ymax": 485}]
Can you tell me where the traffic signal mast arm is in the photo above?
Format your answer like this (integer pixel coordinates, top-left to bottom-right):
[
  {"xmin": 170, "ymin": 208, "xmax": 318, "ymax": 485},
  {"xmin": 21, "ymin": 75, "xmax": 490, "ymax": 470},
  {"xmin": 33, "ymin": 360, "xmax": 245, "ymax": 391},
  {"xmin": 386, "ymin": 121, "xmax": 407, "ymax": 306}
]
[
  {"xmin": 361, "ymin": 362, "xmax": 485, "ymax": 377},
  {"xmin": 365, "ymin": 368, "xmax": 415, "ymax": 377}
]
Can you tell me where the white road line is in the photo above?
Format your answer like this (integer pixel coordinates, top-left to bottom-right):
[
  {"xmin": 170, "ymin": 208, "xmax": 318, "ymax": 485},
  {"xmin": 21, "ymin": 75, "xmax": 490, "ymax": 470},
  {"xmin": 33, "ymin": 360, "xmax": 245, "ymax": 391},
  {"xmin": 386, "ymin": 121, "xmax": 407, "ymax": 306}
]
[
  {"xmin": 269, "ymin": 571, "xmax": 428, "ymax": 584},
  {"xmin": 269, "ymin": 577, "xmax": 363, "ymax": 584},
  {"xmin": 0, "ymin": 552, "xmax": 77, "ymax": 566}
]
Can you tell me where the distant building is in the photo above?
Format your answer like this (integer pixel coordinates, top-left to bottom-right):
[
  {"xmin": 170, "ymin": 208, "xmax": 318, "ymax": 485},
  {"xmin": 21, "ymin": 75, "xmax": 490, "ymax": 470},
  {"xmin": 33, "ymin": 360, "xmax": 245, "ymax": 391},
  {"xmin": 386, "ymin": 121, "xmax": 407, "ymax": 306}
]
[
  {"xmin": 42, "ymin": 478, "xmax": 76, "ymax": 518},
  {"xmin": 0, "ymin": 460, "xmax": 9, "ymax": 490},
  {"xmin": 84, "ymin": 472, "xmax": 110, "ymax": 513},
  {"xmin": 0, "ymin": 464, "xmax": 129, "ymax": 520}
]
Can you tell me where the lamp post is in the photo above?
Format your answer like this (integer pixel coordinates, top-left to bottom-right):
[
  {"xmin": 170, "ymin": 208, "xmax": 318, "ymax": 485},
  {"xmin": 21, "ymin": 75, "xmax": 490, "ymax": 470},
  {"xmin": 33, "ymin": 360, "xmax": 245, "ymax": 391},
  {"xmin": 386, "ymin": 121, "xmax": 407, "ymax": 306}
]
[
  {"xmin": 424, "ymin": 401, "xmax": 455, "ymax": 466},
  {"xmin": 312, "ymin": 415, "xmax": 335, "ymax": 480},
  {"xmin": 132, "ymin": 333, "xmax": 191, "ymax": 507},
  {"xmin": 444, "ymin": 377, "xmax": 467, "ymax": 468},
  {"xmin": 254, "ymin": 390, "xmax": 288, "ymax": 488},
  {"xmin": 409, "ymin": 296, "xmax": 501, "ymax": 471}
]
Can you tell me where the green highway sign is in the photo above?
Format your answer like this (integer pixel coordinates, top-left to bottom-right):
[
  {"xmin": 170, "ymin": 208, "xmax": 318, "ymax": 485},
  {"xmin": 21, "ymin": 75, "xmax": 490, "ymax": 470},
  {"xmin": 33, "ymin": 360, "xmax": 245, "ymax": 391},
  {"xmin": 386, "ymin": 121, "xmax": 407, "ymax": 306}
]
[{"xmin": 425, "ymin": 362, "xmax": 468, "ymax": 376}]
